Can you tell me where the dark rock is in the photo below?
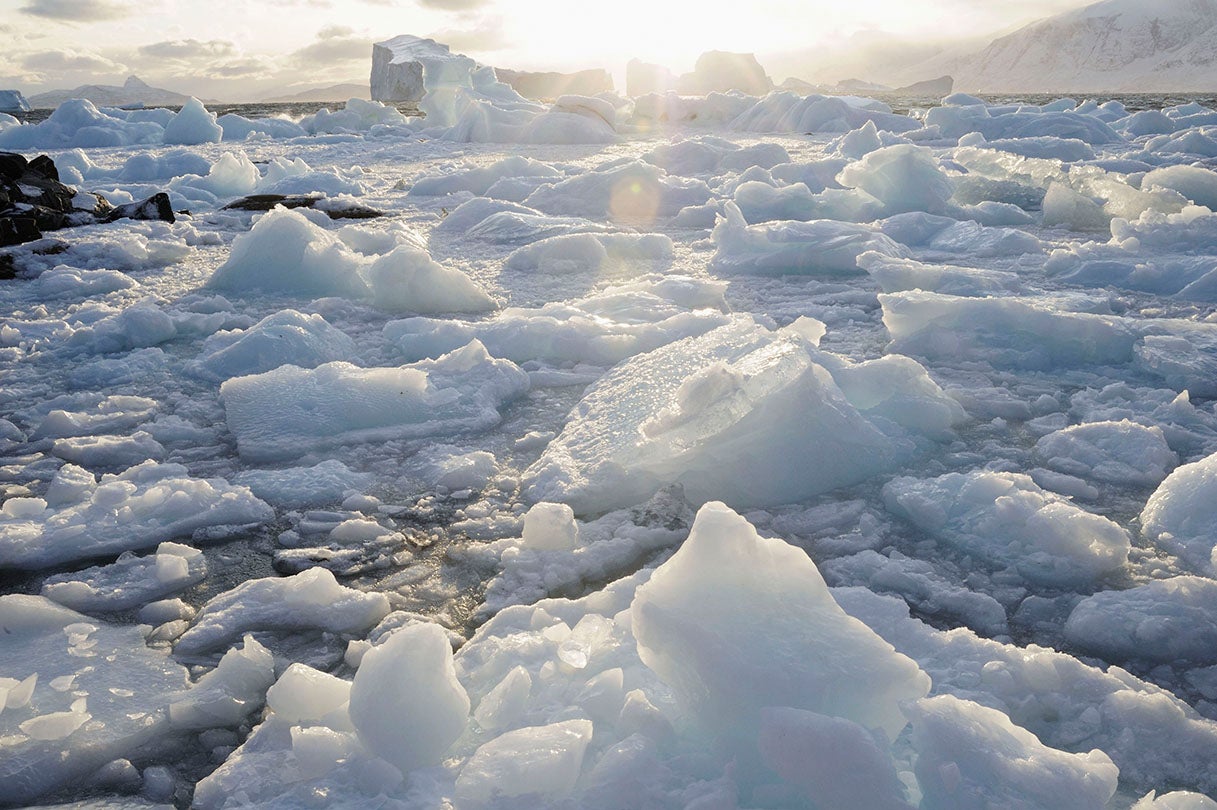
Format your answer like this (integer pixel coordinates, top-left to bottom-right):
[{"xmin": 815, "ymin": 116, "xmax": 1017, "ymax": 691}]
[
  {"xmin": 222, "ymin": 194, "xmax": 383, "ymax": 220},
  {"xmin": 104, "ymin": 192, "xmax": 175, "ymax": 224},
  {"xmin": 0, "ymin": 152, "xmax": 28, "ymax": 182},
  {"xmin": 1, "ymin": 152, "xmax": 173, "ymax": 249},
  {"xmin": 26, "ymin": 155, "xmax": 59, "ymax": 182},
  {"xmin": 0, "ymin": 217, "xmax": 42, "ymax": 248}
]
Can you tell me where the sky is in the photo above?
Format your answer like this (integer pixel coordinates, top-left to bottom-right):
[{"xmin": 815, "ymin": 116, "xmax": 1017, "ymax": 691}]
[{"xmin": 0, "ymin": 0, "xmax": 1096, "ymax": 101}]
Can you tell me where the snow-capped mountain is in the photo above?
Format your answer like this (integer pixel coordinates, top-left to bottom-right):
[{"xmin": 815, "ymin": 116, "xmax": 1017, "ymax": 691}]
[{"xmin": 947, "ymin": 0, "xmax": 1217, "ymax": 92}]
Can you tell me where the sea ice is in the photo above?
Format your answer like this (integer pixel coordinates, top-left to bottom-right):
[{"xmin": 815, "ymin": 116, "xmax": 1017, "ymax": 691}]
[
  {"xmin": 206, "ymin": 207, "xmax": 494, "ymax": 312},
  {"xmin": 173, "ymin": 567, "xmax": 391, "ymax": 656},
  {"xmin": 523, "ymin": 318, "xmax": 908, "ymax": 513},
  {"xmin": 1140, "ymin": 450, "xmax": 1217, "ymax": 574},
  {"xmin": 883, "ymin": 470, "xmax": 1131, "ymax": 587},
  {"xmin": 0, "ymin": 596, "xmax": 190, "ymax": 804},
  {"xmin": 189, "ymin": 309, "xmax": 357, "ymax": 382},
  {"xmin": 41, "ymin": 542, "xmax": 206, "ymax": 613},
  {"xmin": 631, "ymin": 502, "xmax": 930, "ymax": 739},
  {"xmin": 1064, "ymin": 576, "xmax": 1217, "ymax": 665},
  {"xmin": 907, "ymin": 694, "xmax": 1118, "ymax": 810},
  {"xmin": 0, "ymin": 462, "xmax": 272, "ymax": 570},
  {"xmin": 348, "ymin": 622, "xmax": 469, "ymax": 773},
  {"xmin": 711, "ymin": 200, "xmax": 907, "ymax": 275},
  {"xmin": 384, "ymin": 275, "xmax": 729, "ymax": 367},
  {"xmin": 1034, "ymin": 420, "xmax": 1177, "ymax": 487},
  {"xmin": 161, "ymin": 98, "xmax": 222, "ymax": 145},
  {"xmin": 220, "ymin": 340, "xmax": 529, "ymax": 461}
]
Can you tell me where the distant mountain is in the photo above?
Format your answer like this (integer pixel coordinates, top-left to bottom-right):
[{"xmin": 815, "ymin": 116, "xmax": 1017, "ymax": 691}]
[
  {"xmin": 262, "ymin": 83, "xmax": 371, "ymax": 103},
  {"xmin": 27, "ymin": 76, "xmax": 198, "ymax": 109},
  {"xmin": 943, "ymin": 0, "xmax": 1217, "ymax": 92}
]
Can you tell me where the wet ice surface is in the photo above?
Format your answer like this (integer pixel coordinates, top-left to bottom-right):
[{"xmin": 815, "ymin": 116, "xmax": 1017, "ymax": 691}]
[{"xmin": 3, "ymin": 86, "xmax": 1217, "ymax": 808}]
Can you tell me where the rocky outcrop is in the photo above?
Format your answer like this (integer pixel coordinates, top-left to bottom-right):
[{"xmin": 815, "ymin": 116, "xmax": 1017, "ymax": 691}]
[
  {"xmin": 495, "ymin": 68, "xmax": 613, "ymax": 100},
  {"xmin": 370, "ymin": 35, "xmax": 475, "ymax": 103},
  {"xmin": 0, "ymin": 151, "xmax": 174, "ymax": 248},
  {"xmin": 627, "ymin": 51, "xmax": 773, "ymax": 97}
]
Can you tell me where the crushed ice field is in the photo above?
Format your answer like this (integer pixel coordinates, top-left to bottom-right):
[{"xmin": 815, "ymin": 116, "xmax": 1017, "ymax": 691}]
[{"xmin": 5, "ymin": 84, "xmax": 1217, "ymax": 810}]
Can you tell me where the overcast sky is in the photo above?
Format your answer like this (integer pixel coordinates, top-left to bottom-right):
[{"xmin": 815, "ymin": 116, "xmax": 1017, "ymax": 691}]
[{"xmin": 0, "ymin": 0, "xmax": 1095, "ymax": 101}]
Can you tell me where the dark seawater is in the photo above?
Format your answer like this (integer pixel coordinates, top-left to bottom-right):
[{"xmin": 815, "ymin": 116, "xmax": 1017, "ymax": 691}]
[
  {"xmin": 12, "ymin": 101, "xmax": 422, "ymax": 126},
  {"xmin": 10, "ymin": 93, "xmax": 1217, "ymax": 126}
]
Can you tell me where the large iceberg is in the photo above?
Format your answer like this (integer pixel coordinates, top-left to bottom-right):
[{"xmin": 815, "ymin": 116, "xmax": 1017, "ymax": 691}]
[{"xmin": 370, "ymin": 35, "xmax": 475, "ymax": 103}]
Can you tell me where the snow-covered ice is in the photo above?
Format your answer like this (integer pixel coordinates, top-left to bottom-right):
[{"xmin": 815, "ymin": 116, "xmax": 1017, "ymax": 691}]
[{"xmin": 5, "ymin": 62, "xmax": 1217, "ymax": 808}]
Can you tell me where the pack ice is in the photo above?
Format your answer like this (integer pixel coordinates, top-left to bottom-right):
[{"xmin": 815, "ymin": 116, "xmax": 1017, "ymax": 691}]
[{"xmin": 4, "ymin": 34, "xmax": 1217, "ymax": 810}]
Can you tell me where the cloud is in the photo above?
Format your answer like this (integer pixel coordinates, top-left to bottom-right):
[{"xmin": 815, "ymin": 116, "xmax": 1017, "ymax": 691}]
[
  {"xmin": 419, "ymin": 0, "xmax": 489, "ymax": 9},
  {"xmin": 19, "ymin": 0, "xmax": 133, "ymax": 21},
  {"xmin": 21, "ymin": 49, "xmax": 125, "ymax": 72},
  {"xmin": 427, "ymin": 19, "xmax": 509, "ymax": 53},
  {"xmin": 208, "ymin": 57, "xmax": 279, "ymax": 78},
  {"xmin": 289, "ymin": 33, "xmax": 373, "ymax": 67},
  {"xmin": 138, "ymin": 39, "xmax": 236, "ymax": 61},
  {"xmin": 318, "ymin": 25, "xmax": 355, "ymax": 39}
]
